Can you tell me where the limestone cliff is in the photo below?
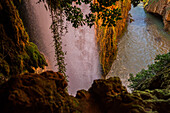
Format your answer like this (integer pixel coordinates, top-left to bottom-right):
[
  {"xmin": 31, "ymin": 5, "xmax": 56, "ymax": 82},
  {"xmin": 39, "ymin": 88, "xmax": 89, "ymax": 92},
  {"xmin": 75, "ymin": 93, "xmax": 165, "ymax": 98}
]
[
  {"xmin": 95, "ymin": 0, "xmax": 131, "ymax": 77},
  {"xmin": 144, "ymin": 0, "xmax": 170, "ymax": 32},
  {"xmin": 0, "ymin": 0, "xmax": 47, "ymax": 83}
]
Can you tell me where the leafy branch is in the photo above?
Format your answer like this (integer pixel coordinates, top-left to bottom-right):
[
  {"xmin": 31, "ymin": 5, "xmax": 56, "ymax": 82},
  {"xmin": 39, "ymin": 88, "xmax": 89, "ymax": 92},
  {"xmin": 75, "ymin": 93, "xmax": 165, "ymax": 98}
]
[{"xmin": 128, "ymin": 52, "xmax": 170, "ymax": 89}]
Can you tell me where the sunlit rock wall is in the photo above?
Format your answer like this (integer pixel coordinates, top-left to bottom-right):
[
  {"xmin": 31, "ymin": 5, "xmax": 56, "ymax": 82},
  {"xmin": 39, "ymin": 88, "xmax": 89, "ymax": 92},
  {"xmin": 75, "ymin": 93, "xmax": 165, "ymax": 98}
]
[
  {"xmin": 95, "ymin": 0, "xmax": 131, "ymax": 78},
  {"xmin": 144, "ymin": 0, "xmax": 170, "ymax": 32}
]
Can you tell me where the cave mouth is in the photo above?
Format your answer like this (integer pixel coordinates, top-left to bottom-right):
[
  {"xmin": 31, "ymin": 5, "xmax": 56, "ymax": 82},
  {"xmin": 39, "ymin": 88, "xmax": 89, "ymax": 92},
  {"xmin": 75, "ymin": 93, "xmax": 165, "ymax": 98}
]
[{"xmin": 149, "ymin": 12, "xmax": 164, "ymax": 22}]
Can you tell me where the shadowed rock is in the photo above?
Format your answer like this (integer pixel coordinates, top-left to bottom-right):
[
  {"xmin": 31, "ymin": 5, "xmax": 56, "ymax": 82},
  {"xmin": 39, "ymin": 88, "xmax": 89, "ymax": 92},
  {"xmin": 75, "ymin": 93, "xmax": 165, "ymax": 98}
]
[{"xmin": 0, "ymin": 71, "xmax": 169, "ymax": 113}]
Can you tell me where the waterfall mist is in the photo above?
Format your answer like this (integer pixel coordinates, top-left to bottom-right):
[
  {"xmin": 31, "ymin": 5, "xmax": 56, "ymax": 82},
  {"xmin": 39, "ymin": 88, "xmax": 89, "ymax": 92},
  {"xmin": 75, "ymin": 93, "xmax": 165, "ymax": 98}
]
[{"xmin": 21, "ymin": 0, "xmax": 101, "ymax": 95}]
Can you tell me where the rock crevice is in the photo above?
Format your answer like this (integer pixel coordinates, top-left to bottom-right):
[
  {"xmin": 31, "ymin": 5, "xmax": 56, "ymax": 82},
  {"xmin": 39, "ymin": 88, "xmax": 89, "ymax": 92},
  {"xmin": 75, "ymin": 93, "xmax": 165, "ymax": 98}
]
[{"xmin": 144, "ymin": 0, "xmax": 170, "ymax": 32}]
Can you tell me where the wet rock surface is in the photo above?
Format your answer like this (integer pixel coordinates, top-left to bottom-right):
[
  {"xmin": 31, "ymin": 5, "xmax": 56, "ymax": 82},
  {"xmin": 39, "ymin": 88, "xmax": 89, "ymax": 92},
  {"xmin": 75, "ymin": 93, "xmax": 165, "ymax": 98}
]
[{"xmin": 0, "ymin": 70, "xmax": 169, "ymax": 113}]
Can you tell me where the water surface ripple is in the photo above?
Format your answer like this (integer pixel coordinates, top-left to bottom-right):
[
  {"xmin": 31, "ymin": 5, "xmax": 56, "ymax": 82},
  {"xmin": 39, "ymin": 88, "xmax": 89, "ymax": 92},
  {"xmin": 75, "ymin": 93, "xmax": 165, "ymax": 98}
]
[{"xmin": 107, "ymin": 3, "xmax": 170, "ymax": 89}]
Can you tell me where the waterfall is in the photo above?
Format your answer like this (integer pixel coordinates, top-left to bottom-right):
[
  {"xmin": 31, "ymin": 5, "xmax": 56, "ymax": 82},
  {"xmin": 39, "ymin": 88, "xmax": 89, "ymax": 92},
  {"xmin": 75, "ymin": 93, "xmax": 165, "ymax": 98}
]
[{"xmin": 21, "ymin": 0, "xmax": 101, "ymax": 95}]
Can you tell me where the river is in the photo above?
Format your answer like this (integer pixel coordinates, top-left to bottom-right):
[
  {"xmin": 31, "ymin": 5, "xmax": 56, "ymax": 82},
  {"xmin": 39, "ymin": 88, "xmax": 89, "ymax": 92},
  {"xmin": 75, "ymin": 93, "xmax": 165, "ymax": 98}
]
[{"xmin": 107, "ymin": 3, "xmax": 170, "ymax": 90}]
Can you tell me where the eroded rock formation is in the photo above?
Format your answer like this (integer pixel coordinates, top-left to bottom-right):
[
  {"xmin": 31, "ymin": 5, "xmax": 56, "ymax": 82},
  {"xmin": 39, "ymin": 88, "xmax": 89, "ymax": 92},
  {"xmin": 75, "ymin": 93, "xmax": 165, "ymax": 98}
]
[
  {"xmin": 144, "ymin": 0, "xmax": 170, "ymax": 32},
  {"xmin": 95, "ymin": 0, "xmax": 131, "ymax": 77},
  {"xmin": 0, "ymin": 70, "xmax": 169, "ymax": 113},
  {"xmin": 0, "ymin": 71, "xmax": 80, "ymax": 113}
]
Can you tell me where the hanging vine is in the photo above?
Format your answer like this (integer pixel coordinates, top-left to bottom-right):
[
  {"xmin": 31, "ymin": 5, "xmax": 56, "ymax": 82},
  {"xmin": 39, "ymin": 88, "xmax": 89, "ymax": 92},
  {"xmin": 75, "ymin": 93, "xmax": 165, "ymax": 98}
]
[{"xmin": 50, "ymin": 9, "xmax": 67, "ymax": 78}]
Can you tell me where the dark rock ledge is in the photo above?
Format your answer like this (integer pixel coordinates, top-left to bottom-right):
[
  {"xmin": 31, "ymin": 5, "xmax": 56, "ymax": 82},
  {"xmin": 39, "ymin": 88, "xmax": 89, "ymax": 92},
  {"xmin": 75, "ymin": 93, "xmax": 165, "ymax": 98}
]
[{"xmin": 0, "ymin": 71, "xmax": 169, "ymax": 113}]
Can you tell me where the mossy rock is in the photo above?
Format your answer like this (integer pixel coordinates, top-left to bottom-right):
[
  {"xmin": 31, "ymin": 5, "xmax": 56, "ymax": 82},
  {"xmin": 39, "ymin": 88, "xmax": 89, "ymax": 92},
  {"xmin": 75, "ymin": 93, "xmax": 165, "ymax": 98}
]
[
  {"xmin": 25, "ymin": 42, "xmax": 47, "ymax": 70},
  {"xmin": 0, "ymin": 0, "xmax": 47, "ymax": 81},
  {"xmin": 133, "ymin": 90, "xmax": 157, "ymax": 100}
]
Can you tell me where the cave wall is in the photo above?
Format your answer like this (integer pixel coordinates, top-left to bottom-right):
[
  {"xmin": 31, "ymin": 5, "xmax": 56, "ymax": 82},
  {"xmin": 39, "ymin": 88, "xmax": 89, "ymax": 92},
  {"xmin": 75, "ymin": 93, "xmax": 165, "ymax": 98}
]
[
  {"xmin": 95, "ymin": 0, "xmax": 131, "ymax": 77},
  {"xmin": 0, "ymin": 0, "xmax": 47, "ymax": 83},
  {"xmin": 144, "ymin": 0, "xmax": 170, "ymax": 32}
]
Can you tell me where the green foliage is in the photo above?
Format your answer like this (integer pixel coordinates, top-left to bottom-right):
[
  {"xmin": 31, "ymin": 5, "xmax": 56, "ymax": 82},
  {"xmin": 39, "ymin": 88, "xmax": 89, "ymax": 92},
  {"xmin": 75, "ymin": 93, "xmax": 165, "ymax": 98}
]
[
  {"xmin": 131, "ymin": 0, "xmax": 140, "ymax": 7},
  {"xmin": 91, "ymin": 3, "xmax": 122, "ymax": 27},
  {"xmin": 25, "ymin": 42, "xmax": 48, "ymax": 71},
  {"xmin": 128, "ymin": 52, "xmax": 170, "ymax": 89},
  {"xmin": 91, "ymin": 0, "xmax": 122, "ymax": 27},
  {"xmin": 50, "ymin": 9, "xmax": 67, "ymax": 78},
  {"xmin": 38, "ymin": 0, "xmax": 122, "ymax": 28}
]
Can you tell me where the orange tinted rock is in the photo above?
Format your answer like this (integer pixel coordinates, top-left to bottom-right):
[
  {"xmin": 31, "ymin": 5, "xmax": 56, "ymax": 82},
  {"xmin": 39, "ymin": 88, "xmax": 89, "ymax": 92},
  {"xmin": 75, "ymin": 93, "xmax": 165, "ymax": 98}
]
[{"xmin": 95, "ymin": 0, "xmax": 131, "ymax": 77}]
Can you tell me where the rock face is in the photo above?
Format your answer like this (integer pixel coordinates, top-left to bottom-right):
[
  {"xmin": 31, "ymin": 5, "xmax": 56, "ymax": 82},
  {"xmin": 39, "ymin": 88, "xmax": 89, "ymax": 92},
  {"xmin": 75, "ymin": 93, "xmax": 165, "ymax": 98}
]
[
  {"xmin": 0, "ymin": 71, "xmax": 80, "ymax": 113},
  {"xmin": 144, "ymin": 0, "xmax": 170, "ymax": 32},
  {"xmin": 0, "ymin": 0, "xmax": 47, "ymax": 83},
  {"xmin": 0, "ymin": 71, "xmax": 169, "ymax": 113},
  {"xmin": 95, "ymin": 0, "xmax": 131, "ymax": 77}
]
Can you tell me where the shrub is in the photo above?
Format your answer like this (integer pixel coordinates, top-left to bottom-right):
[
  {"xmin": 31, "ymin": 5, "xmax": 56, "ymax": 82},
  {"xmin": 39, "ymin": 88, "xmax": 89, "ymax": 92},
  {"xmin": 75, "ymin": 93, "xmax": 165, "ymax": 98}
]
[{"xmin": 128, "ymin": 52, "xmax": 170, "ymax": 89}]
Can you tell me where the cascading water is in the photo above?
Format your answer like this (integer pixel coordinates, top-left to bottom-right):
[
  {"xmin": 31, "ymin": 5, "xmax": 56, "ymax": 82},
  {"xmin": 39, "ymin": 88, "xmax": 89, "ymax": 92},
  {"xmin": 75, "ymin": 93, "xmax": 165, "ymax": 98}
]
[
  {"xmin": 107, "ymin": 3, "xmax": 170, "ymax": 90},
  {"xmin": 20, "ymin": 0, "xmax": 55, "ymax": 71},
  {"xmin": 62, "ymin": 4, "xmax": 101, "ymax": 95},
  {"xmin": 21, "ymin": 0, "xmax": 101, "ymax": 95}
]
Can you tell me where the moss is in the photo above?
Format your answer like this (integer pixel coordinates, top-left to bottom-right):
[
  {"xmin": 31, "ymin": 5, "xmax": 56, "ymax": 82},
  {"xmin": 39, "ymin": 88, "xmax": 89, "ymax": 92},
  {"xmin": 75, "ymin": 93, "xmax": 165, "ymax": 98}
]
[
  {"xmin": 130, "ymin": 105, "xmax": 146, "ymax": 112},
  {"xmin": 133, "ymin": 90, "xmax": 157, "ymax": 100},
  {"xmin": 0, "ymin": 71, "xmax": 169, "ymax": 113},
  {"xmin": 152, "ymin": 89, "xmax": 170, "ymax": 99},
  {"xmin": 0, "ymin": 71, "xmax": 82, "ymax": 113},
  {"xmin": 146, "ymin": 98, "xmax": 170, "ymax": 102},
  {"xmin": 26, "ymin": 42, "xmax": 47, "ymax": 69}
]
